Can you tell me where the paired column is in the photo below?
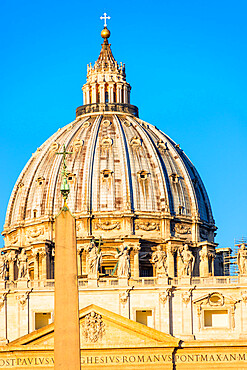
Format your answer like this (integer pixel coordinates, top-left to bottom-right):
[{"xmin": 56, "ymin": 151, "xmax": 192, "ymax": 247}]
[{"xmin": 6, "ymin": 250, "xmax": 17, "ymax": 281}]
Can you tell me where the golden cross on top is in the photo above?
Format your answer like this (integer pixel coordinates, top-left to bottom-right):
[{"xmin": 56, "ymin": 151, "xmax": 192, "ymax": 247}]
[{"xmin": 100, "ymin": 13, "xmax": 111, "ymax": 28}]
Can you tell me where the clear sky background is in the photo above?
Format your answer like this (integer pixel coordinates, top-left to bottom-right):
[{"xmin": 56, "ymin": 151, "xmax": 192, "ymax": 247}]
[{"xmin": 0, "ymin": 0, "xmax": 246, "ymax": 250}]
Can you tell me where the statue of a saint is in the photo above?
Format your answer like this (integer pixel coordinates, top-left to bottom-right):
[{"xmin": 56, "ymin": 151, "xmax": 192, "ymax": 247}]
[
  {"xmin": 151, "ymin": 245, "xmax": 167, "ymax": 276},
  {"xmin": 0, "ymin": 254, "xmax": 6, "ymax": 280},
  {"xmin": 86, "ymin": 241, "xmax": 102, "ymax": 277},
  {"xmin": 17, "ymin": 249, "xmax": 29, "ymax": 280},
  {"xmin": 179, "ymin": 244, "xmax": 195, "ymax": 277},
  {"xmin": 115, "ymin": 247, "xmax": 130, "ymax": 278},
  {"xmin": 237, "ymin": 244, "xmax": 247, "ymax": 275}
]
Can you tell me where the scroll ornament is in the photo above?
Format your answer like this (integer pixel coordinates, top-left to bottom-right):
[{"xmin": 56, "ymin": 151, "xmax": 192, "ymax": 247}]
[
  {"xmin": 136, "ymin": 221, "xmax": 160, "ymax": 231},
  {"xmin": 95, "ymin": 221, "xmax": 120, "ymax": 230},
  {"xmin": 174, "ymin": 224, "xmax": 191, "ymax": 235}
]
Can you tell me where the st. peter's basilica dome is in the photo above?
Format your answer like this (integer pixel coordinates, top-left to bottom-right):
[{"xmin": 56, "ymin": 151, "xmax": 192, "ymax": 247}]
[{"xmin": 3, "ymin": 27, "xmax": 216, "ymax": 274}]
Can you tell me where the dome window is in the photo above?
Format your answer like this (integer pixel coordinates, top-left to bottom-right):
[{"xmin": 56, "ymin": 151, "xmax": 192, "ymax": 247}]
[
  {"xmin": 102, "ymin": 119, "xmax": 111, "ymax": 127},
  {"xmin": 130, "ymin": 137, "xmax": 142, "ymax": 148},
  {"xmin": 157, "ymin": 140, "xmax": 169, "ymax": 151},
  {"xmin": 124, "ymin": 120, "xmax": 131, "ymax": 127},
  {"xmin": 82, "ymin": 120, "xmax": 90, "ymax": 128},
  {"xmin": 17, "ymin": 182, "xmax": 24, "ymax": 190},
  {"xmin": 101, "ymin": 169, "xmax": 113, "ymax": 179},
  {"xmin": 67, "ymin": 173, "xmax": 76, "ymax": 183},
  {"xmin": 33, "ymin": 209, "xmax": 37, "ymax": 218},
  {"xmin": 36, "ymin": 177, "xmax": 45, "ymax": 186},
  {"xmin": 50, "ymin": 142, "xmax": 59, "ymax": 152},
  {"xmin": 73, "ymin": 139, "xmax": 83, "ymax": 152},
  {"xmin": 137, "ymin": 170, "xmax": 149, "ymax": 181},
  {"xmin": 101, "ymin": 137, "xmax": 113, "ymax": 147},
  {"xmin": 169, "ymin": 173, "xmax": 179, "ymax": 183}
]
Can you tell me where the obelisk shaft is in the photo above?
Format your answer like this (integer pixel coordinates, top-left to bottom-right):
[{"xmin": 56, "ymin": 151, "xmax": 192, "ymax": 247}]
[{"xmin": 54, "ymin": 209, "xmax": 81, "ymax": 369}]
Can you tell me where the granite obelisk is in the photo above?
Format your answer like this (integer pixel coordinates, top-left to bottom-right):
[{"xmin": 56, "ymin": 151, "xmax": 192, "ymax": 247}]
[{"xmin": 54, "ymin": 145, "xmax": 81, "ymax": 369}]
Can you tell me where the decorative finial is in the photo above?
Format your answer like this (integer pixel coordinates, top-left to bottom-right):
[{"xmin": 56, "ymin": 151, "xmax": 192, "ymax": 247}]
[
  {"xmin": 100, "ymin": 13, "xmax": 111, "ymax": 39},
  {"xmin": 56, "ymin": 144, "xmax": 73, "ymax": 208},
  {"xmin": 100, "ymin": 12, "xmax": 111, "ymax": 28}
]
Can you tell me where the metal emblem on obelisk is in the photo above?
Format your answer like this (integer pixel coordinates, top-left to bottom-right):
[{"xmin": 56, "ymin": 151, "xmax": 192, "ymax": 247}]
[{"xmin": 56, "ymin": 144, "xmax": 73, "ymax": 208}]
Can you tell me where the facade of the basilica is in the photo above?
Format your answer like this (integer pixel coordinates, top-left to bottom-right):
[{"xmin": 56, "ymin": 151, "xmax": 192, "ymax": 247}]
[{"xmin": 0, "ymin": 24, "xmax": 247, "ymax": 369}]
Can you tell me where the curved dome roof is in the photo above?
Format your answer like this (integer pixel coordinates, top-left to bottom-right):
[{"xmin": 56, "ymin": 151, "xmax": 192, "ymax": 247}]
[
  {"xmin": 3, "ymin": 27, "xmax": 215, "ymax": 242},
  {"xmin": 4, "ymin": 113, "xmax": 213, "ymax": 228}
]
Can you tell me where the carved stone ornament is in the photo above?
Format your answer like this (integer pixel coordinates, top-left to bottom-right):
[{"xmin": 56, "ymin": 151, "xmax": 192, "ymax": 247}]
[
  {"xmin": 17, "ymin": 293, "xmax": 28, "ymax": 307},
  {"xmin": 81, "ymin": 311, "xmax": 105, "ymax": 343},
  {"xmin": 95, "ymin": 221, "xmax": 120, "ymax": 230},
  {"xmin": 159, "ymin": 291, "xmax": 169, "ymax": 304},
  {"xmin": 135, "ymin": 221, "xmax": 160, "ymax": 231},
  {"xmin": 38, "ymin": 247, "xmax": 48, "ymax": 259},
  {"xmin": 182, "ymin": 291, "xmax": 191, "ymax": 306},
  {"xmin": 119, "ymin": 290, "xmax": 130, "ymax": 304},
  {"xmin": 132, "ymin": 245, "xmax": 141, "ymax": 253},
  {"xmin": 31, "ymin": 248, "xmax": 39, "ymax": 260},
  {"xmin": 9, "ymin": 234, "xmax": 18, "ymax": 245},
  {"xmin": 174, "ymin": 224, "xmax": 191, "ymax": 235},
  {"xmin": 76, "ymin": 222, "xmax": 83, "ymax": 236},
  {"xmin": 26, "ymin": 226, "xmax": 44, "ymax": 241},
  {"xmin": 208, "ymin": 293, "xmax": 224, "ymax": 307}
]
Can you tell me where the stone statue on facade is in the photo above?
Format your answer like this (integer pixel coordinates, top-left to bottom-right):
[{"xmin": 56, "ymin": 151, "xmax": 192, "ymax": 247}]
[
  {"xmin": 151, "ymin": 245, "xmax": 167, "ymax": 276},
  {"xmin": 0, "ymin": 254, "xmax": 6, "ymax": 280},
  {"xmin": 17, "ymin": 249, "xmax": 29, "ymax": 280},
  {"xmin": 237, "ymin": 244, "xmax": 247, "ymax": 275},
  {"xmin": 115, "ymin": 247, "xmax": 130, "ymax": 278},
  {"xmin": 179, "ymin": 244, "xmax": 195, "ymax": 277},
  {"xmin": 86, "ymin": 240, "xmax": 102, "ymax": 278}
]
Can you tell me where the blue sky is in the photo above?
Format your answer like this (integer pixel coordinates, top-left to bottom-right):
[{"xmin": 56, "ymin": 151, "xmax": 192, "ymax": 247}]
[{"xmin": 0, "ymin": 0, "xmax": 246, "ymax": 249}]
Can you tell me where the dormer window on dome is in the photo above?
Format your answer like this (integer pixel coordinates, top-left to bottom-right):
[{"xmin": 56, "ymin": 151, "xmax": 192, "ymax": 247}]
[{"xmin": 76, "ymin": 25, "xmax": 139, "ymax": 118}]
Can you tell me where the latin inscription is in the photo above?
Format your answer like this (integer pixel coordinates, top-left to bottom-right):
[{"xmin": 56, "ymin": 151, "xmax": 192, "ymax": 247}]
[
  {"xmin": 0, "ymin": 353, "xmax": 246, "ymax": 367},
  {"xmin": 0, "ymin": 357, "xmax": 54, "ymax": 367}
]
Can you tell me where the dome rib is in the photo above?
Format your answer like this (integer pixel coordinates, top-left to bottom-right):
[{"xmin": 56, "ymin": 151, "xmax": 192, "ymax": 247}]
[{"xmin": 114, "ymin": 115, "xmax": 134, "ymax": 211}]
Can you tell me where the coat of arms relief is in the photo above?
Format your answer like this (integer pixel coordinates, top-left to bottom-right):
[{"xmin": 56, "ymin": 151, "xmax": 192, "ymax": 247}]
[{"xmin": 81, "ymin": 311, "xmax": 105, "ymax": 343}]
